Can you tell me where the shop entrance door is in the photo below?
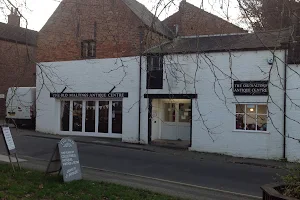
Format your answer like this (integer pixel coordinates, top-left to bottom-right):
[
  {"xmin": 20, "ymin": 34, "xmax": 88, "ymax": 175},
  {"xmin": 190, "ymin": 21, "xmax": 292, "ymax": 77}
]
[{"xmin": 160, "ymin": 99, "xmax": 191, "ymax": 141}]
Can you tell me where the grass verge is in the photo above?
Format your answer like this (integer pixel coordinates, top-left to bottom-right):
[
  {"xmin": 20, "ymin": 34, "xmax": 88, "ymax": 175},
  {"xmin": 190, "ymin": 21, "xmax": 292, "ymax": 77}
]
[{"xmin": 0, "ymin": 164, "xmax": 182, "ymax": 200}]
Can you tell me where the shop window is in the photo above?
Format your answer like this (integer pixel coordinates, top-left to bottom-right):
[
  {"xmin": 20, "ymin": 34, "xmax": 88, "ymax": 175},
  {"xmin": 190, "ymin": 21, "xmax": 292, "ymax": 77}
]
[
  {"xmin": 235, "ymin": 104, "xmax": 268, "ymax": 132},
  {"xmin": 61, "ymin": 101, "xmax": 70, "ymax": 131},
  {"xmin": 147, "ymin": 55, "xmax": 163, "ymax": 89},
  {"xmin": 59, "ymin": 100, "xmax": 123, "ymax": 134},
  {"xmin": 178, "ymin": 103, "xmax": 191, "ymax": 123},
  {"xmin": 99, "ymin": 101, "xmax": 109, "ymax": 133},
  {"xmin": 112, "ymin": 101, "xmax": 122, "ymax": 134},
  {"xmin": 73, "ymin": 101, "xmax": 83, "ymax": 132},
  {"xmin": 164, "ymin": 103, "xmax": 175, "ymax": 122},
  {"xmin": 85, "ymin": 101, "xmax": 95, "ymax": 132},
  {"xmin": 81, "ymin": 40, "xmax": 96, "ymax": 58}
]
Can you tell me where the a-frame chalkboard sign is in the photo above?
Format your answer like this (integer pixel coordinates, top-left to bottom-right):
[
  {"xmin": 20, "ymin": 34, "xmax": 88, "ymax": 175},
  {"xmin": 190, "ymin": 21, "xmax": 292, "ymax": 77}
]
[
  {"xmin": 1, "ymin": 126, "xmax": 21, "ymax": 171},
  {"xmin": 46, "ymin": 138, "xmax": 82, "ymax": 182}
]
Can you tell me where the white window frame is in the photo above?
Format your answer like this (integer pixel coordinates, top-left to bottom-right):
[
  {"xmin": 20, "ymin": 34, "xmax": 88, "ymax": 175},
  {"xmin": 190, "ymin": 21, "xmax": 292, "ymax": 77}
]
[
  {"xmin": 234, "ymin": 103, "xmax": 268, "ymax": 133},
  {"xmin": 59, "ymin": 99, "xmax": 123, "ymax": 137}
]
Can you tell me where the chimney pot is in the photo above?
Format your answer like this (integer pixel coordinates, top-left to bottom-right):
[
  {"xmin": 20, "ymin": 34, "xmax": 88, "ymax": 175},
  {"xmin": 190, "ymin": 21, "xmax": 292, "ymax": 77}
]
[{"xmin": 7, "ymin": 7, "xmax": 20, "ymax": 27}]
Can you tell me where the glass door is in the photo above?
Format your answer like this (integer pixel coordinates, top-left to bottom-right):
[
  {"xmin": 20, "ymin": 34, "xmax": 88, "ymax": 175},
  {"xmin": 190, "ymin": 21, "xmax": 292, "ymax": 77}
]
[
  {"xmin": 161, "ymin": 101, "xmax": 191, "ymax": 141},
  {"xmin": 98, "ymin": 101, "xmax": 109, "ymax": 133}
]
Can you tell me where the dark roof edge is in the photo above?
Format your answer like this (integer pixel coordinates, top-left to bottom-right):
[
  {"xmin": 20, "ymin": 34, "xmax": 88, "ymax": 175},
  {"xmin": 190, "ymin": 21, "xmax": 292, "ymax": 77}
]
[
  {"xmin": 0, "ymin": 36, "xmax": 37, "ymax": 47},
  {"xmin": 140, "ymin": 25, "xmax": 174, "ymax": 39},
  {"xmin": 144, "ymin": 46, "xmax": 288, "ymax": 55}
]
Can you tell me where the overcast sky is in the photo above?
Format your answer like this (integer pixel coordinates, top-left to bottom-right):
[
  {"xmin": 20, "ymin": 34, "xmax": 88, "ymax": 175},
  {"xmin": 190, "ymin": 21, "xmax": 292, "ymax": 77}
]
[{"xmin": 0, "ymin": 0, "xmax": 241, "ymax": 31}]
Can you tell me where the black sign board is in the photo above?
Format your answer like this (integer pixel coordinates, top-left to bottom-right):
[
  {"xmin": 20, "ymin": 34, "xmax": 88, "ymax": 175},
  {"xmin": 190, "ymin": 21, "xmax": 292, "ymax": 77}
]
[
  {"xmin": 50, "ymin": 92, "xmax": 128, "ymax": 99},
  {"xmin": 46, "ymin": 138, "xmax": 82, "ymax": 182},
  {"xmin": 233, "ymin": 81, "xmax": 269, "ymax": 96}
]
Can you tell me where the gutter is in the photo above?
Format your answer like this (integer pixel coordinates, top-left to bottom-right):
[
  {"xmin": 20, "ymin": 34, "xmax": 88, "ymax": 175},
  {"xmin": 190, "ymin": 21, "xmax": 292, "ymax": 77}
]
[
  {"xmin": 138, "ymin": 27, "xmax": 144, "ymax": 143},
  {"xmin": 283, "ymin": 47, "xmax": 288, "ymax": 159}
]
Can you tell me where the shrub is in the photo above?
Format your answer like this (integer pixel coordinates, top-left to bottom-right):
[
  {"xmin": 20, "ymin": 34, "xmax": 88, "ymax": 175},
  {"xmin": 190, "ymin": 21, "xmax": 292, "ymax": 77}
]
[{"xmin": 282, "ymin": 165, "xmax": 300, "ymax": 199}]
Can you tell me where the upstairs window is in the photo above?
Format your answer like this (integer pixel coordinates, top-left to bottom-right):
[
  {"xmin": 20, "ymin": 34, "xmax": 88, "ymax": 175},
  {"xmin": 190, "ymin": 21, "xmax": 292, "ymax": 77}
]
[
  {"xmin": 148, "ymin": 56, "xmax": 163, "ymax": 71},
  {"xmin": 147, "ymin": 55, "xmax": 163, "ymax": 89},
  {"xmin": 81, "ymin": 40, "xmax": 96, "ymax": 58}
]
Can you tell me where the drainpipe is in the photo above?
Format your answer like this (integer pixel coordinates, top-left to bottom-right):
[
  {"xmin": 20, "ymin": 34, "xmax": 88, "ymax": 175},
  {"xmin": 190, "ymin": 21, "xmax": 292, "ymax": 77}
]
[
  {"xmin": 138, "ymin": 27, "xmax": 144, "ymax": 143},
  {"xmin": 283, "ymin": 48, "xmax": 288, "ymax": 159}
]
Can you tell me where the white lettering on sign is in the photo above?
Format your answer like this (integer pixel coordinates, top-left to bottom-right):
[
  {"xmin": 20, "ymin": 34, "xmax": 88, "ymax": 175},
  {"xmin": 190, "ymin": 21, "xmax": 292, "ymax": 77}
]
[
  {"xmin": 51, "ymin": 93, "xmax": 128, "ymax": 99},
  {"xmin": 58, "ymin": 138, "xmax": 82, "ymax": 182},
  {"xmin": 0, "ymin": 94, "xmax": 5, "ymax": 99},
  {"xmin": 233, "ymin": 81, "xmax": 268, "ymax": 95},
  {"xmin": 2, "ymin": 127, "xmax": 15, "ymax": 151}
]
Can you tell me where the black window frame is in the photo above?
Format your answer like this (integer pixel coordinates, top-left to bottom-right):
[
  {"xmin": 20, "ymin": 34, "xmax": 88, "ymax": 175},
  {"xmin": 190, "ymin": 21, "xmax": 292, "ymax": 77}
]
[
  {"xmin": 146, "ymin": 55, "xmax": 164, "ymax": 89},
  {"xmin": 81, "ymin": 40, "xmax": 96, "ymax": 59},
  {"xmin": 147, "ymin": 55, "xmax": 163, "ymax": 71}
]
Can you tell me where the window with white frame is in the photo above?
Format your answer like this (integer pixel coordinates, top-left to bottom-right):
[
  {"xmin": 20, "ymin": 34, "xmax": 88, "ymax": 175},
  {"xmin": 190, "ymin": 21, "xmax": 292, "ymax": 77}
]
[
  {"xmin": 235, "ymin": 104, "xmax": 268, "ymax": 132},
  {"xmin": 60, "ymin": 100, "xmax": 123, "ymax": 134}
]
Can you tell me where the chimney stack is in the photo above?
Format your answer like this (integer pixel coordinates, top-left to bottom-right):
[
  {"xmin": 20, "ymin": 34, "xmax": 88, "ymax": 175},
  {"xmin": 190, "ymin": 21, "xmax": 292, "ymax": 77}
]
[
  {"xmin": 179, "ymin": 0, "xmax": 186, "ymax": 9},
  {"xmin": 8, "ymin": 7, "xmax": 20, "ymax": 27}
]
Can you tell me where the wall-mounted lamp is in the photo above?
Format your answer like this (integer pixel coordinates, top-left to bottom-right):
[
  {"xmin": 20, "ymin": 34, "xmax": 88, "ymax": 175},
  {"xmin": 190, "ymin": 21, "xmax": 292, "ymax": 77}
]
[{"xmin": 267, "ymin": 58, "xmax": 274, "ymax": 65}]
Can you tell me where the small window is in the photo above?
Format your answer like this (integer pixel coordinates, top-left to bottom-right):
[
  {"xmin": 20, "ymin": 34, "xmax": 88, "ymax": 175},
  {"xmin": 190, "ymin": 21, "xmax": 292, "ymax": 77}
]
[
  {"xmin": 178, "ymin": 103, "xmax": 191, "ymax": 123},
  {"xmin": 147, "ymin": 55, "xmax": 163, "ymax": 89},
  {"xmin": 235, "ymin": 104, "xmax": 268, "ymax": 132},
  {"xmin": 147, "ymin": 56, "xmax": 163, "ymax": 71},
  {"xmin": 81, "ymin": 40, "xmax": 96, "ymax": 58},
  {"xmin": 164, "ymin": 103, "xmax": 175, "ymax": 122}
]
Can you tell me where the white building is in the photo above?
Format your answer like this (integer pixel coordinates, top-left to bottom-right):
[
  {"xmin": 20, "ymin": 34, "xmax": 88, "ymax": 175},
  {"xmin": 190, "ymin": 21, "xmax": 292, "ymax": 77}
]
[{"xmin": 36, "ymin": 29, "xmax": 300, "ymax": 162}]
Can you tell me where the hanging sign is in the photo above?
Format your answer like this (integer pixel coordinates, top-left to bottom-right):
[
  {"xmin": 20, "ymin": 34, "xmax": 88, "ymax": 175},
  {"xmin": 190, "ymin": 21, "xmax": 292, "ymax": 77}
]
[
  {"xmin": 1, "ymin": 127, "xmax": 16, "ymax": 154},
  {"xmin": 50, "ymin": 92, "xmax": 128, "ymax": 99},
  {"xmin": 233, "ymin": 81, "xmax": 269, "ymax": 96}
]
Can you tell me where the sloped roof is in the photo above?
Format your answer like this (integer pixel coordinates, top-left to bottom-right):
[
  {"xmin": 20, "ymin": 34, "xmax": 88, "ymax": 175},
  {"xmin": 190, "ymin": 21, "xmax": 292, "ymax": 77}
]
[
  {"xmin": 163, "ymin": 1, "xmax": 245, "ymax": 36},
  {"xmin": 0, "ymin": 22, "xmax": 38, "ymax": 46},
  {"xmin": 122, "ymin": 0, "xmax": 174, "ymax": 38},
  {"xmin": 145, "ymin": 29, "xmax": 292, "ymax": 54}
]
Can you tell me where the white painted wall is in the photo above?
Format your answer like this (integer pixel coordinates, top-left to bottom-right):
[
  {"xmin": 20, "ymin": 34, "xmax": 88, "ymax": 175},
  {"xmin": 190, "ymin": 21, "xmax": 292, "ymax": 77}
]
[
  {"xmin": 140, "ymin": 50, "xmax": 286, "ymax": 159},
  {"xmin": 286, "ymin": 64, "xmax": 300, "ymax": 162},
  {"xmin": 36, "ymin": 50, "xmax": 296, "ymax": 161},
  {"xmin": 36, "ymin": 57, "xmax": 140, "ymax": 143},
  {"xmin": 190, "ymin": 51, "xmax": 285, "ymax": 159}
]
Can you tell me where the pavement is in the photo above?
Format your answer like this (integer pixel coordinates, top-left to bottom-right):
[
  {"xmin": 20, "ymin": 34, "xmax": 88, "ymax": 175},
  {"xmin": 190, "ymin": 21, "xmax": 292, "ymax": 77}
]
[{"xmin": 0, "ymin": 127, "xmax": 297, "ymax": 200}]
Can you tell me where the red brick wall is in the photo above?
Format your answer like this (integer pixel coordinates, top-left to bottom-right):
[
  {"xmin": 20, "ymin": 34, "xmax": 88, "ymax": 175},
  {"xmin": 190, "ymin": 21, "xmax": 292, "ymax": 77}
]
[
  {"xmin": 37, "ymin": 0, "xmax": 169, "ymax": 62},
  {"xmin": 163, "ymin": 2, "xmax": 246, "ymax": 36},
  {"xmin": 0, "ymin": 40, "xmax": 36, "ymax": 118}
]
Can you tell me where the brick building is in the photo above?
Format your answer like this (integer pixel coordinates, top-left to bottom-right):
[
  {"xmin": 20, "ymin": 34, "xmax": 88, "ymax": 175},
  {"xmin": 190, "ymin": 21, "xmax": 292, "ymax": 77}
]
[
  {"xmin": 37, "ymin": 0, "xmax": 246, "ymax": 62},
  {"xmin": 0, "ymin": 8, "xmax": 38, "ymax": 119},
  {"xmin": 163, "ymin": 0, "xmax": 246, "ymax": 36},
  {"xmin": 37, "ymin": 0, "xmax": 173, "ymax": 62}
]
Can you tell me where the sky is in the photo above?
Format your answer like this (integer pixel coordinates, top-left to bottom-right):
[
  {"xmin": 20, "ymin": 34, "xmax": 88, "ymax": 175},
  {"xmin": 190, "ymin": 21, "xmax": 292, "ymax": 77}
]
[{"xmin": 0, "ymin": 0, "xmax": 241, "ymax": 31}]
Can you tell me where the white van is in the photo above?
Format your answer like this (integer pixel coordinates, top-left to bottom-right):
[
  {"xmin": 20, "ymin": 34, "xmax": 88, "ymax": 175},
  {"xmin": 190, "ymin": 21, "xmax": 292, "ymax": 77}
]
[{"xmin": 6, "ymin": 87, "xmax": 36, "ymax": 127}]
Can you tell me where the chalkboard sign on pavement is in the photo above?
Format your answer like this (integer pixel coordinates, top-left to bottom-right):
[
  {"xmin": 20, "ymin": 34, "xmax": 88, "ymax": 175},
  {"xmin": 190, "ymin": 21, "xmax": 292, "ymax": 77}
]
[{"xmin": 46, "ymin": 138, "xmax": 82, "ymax": 183}]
